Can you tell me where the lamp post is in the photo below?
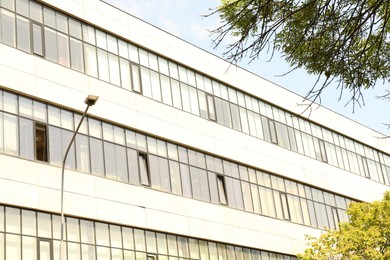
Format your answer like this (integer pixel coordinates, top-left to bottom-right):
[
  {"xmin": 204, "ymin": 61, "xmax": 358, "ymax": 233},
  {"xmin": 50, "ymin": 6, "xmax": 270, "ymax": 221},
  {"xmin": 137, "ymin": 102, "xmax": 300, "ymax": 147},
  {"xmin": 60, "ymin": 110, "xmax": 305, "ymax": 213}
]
[{"xmin": 59, "ymin": 95, "xmax": 98, "ymax": 260}]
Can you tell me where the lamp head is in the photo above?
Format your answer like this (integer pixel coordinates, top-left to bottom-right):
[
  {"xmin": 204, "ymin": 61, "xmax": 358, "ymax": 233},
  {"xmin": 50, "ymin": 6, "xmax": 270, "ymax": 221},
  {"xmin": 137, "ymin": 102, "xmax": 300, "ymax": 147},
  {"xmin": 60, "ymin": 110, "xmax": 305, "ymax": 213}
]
[{"xmin": 84, "ymin": 95, "xmax": 99, "ymax": 106}]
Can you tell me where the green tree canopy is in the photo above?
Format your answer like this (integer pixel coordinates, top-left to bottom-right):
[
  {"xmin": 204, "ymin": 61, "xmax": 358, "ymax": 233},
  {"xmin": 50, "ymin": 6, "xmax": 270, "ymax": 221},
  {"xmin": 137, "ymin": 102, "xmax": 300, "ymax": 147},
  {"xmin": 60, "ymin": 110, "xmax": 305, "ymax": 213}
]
[
  {"xmin": 210, "ymin": 0, "xmax": 390, "ymax": 107},
  {"xmin": 298, "ymin": 191, "xmax": 390, "ymax": 259}
]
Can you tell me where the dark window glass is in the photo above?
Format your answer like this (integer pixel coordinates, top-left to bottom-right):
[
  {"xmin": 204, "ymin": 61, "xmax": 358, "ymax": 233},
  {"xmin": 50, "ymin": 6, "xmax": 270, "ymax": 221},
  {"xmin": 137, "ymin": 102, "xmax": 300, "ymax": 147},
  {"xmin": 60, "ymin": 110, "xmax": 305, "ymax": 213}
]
[
  {"xmin": 217, "ymin": 175, "xmax": 227, "ymax": 205},
  {"xmin": 35, "ymin": 123, "xmax": 48, "ymax": 162},
  {"xmin": 139, "ymin": 152, "xmax": 150, "ymax": 186}
]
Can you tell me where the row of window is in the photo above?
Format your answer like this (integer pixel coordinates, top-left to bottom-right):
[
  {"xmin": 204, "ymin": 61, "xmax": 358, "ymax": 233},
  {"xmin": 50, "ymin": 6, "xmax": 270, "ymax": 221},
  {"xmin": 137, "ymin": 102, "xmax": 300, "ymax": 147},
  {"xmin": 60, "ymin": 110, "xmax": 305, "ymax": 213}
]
[
  {"xmin": 0, "ymin": 205, "xmax": 297, "ymax": 260},
  {"xmin": 0, "ymin": 90, "xmax": 351, "ymax": 230},
  {"xmin": 1, "ymin": 0, "xmax": 389, "ymax": 186}
]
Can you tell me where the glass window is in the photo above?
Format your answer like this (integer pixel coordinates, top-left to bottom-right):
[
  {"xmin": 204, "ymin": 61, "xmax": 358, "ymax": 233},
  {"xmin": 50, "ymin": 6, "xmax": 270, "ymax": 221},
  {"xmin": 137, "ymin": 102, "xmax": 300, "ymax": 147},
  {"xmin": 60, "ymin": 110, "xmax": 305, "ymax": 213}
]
[
  {"xmin": 80, "ymin": 220, "xmax": 95, "ymax": 244},
  {"xmin": 134, "ymin": 229, "xmax": 146, "ymax": 252},
  {"xmin": 95, "ymin": 223, "xmax": 109, "ymax": 246},
  {"xmin": 1, "ymin": 9, "xmax": 16, "ymax": 47},
  {"xmin": 37, "ymin": 213, "xmax": 51, "ymax": 238},
  {"xmin": 241, "ymin": 182, "xmax": 254, "ymax": 212},
  {"xmin": 29, "ymin": 1, "xmax": 42, "ymax": 22},
  {"xmin": 139, "ymin": 152, "xmax": 150, "ymax": 186},
  {"xmin": 6, "ymin": 234, "xmax": 21, "ymax": 260},
  {"xmin": 145, "ymin": 231, "xmax": 157, "ymax": 254},
  {"xmin": 158, "ymin": 57, "xmax": 169, "ymax": 75},
  {"xmin": 181, "ymin": 83, "xmax": 191, "ymax": 112},
  {"xmin": 122, "ymin": 227, "xmax": 134, "ymax": 250},
  {"xmin": 31, "ymin": 23, "xmax": 43, "ymax": 56},
  {"xmin": 110, "ymin": 225, "xmax": 122, "ymax": 248},
  {"xmin": 128, "ymin": 43, "xmax": 139, "ymax": 62},
  {"xmin": 55, "ymin": 33, "xmax": 72, "ymax": 63},
  {"xmin": 171, "ymin": 80, "xmax": 182, "ymax": 109},
  {"xmin": 6, "ymin": 207, "xmax": 21, "ymax": 234},
  {"xmin": 44, "ymin": 27, "xmax": 58, "ymax": 62},
  {"xmin": 108, "ymin": 53, "xmax": 121, "ymax": 85},
  {"xmin": 43, "ymin": 7, "xmax": 55, "ymax": 27},
  {"xmin": 180, "ymin": 164, "xmax": 192, "ymax": 197},
  {"xmin": 19, "ymin": 118, "xmax": 34, "ymax": 160},
  {"xmin": 4, "ymin": 114, "xmax": 18, "ymax": 155},
  {"xmin": 239, "ymin": 107, "xmax": 249, "ymax": 134},
  {"xmin": 69, "ymin": 18, "xmax": 82, "ymax": 39},
  {"xmin": 217, "ymin": 175, "xmax": 227, "ymax": 205},
  {"xmin": 104, "ymin": 142, "xmax": 116, "ymax": 179},
  {"xmin": 35, "ymin": 123, "xmax": 48, "ymax": 161},
  {"xmin": 140, "ymin": 67, "xmax": 152, "ymax": 97},
  {"xmin": 107, "ymin": 34, "xmax": 118, "ymax": 54},
  {"xmin": 66, "ymin": 217, "xmax": 80, "ymax": 242},
  {"xmin": 16, "ymin": 0, "xmax": 28, "ymax": 15},
  {"xmin": 150, "ymin": 70, "xmax": 161, "ymax": 101},
  {"xmin": 97, "ymin": 49, "xmax": 109, "ymax": 81},
  {"xmin": 90, "ymin": 137, "xmax": 104, "ymax": 176},
  {"xmin": 118, "ymin": 39, "xmax": 128, "ymax": 58},
  {"xmin": 84, "ymin": 43, "xmax": 98, "ymax": 77},
  {"xmin": 70, "ymin": 38, "xmax": 84, "ymax": 72},
  {"xmin": 131, "ymin": 64, "xmax": 141, "ymax": 92},
  {"xmin": 16, "ymin": 16, "xmax": 30, "ymax": 52},
  {"xmin": 160, "ymin": 74, "xmax": 172, "ymax": 105},
  {"xmin": 22, "ymin": 236, "xmax": 37, "ymax": 260},
  {"xmin": 120, "ymin": 58, "xmax": 131, "ymax": 90}
]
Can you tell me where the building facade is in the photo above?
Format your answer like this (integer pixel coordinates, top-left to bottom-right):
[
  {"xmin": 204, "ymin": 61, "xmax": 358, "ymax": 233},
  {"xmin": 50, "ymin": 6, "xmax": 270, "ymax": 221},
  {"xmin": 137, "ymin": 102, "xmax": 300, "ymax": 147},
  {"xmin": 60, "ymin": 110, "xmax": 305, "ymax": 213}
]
[{"xmin": 0, "ymin": 0, "xmax": 389, "ymax": 259}]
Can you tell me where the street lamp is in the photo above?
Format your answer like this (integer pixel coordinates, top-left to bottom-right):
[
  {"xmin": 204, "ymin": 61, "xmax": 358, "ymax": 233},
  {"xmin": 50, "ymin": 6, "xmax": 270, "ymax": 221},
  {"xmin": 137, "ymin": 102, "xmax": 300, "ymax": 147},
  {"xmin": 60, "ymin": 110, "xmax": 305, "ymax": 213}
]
[{"xmin": 59, "ymin": 95, "xmax": 98, "ymax": 260}]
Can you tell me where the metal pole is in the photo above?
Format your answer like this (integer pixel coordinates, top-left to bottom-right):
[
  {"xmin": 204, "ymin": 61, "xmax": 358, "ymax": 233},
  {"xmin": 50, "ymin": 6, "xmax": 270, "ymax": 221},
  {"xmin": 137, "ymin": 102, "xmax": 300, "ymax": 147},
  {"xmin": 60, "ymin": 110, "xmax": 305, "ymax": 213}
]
[{"xmin": 59, "ymin": 104, "xmax": 90, "ymax": 260}]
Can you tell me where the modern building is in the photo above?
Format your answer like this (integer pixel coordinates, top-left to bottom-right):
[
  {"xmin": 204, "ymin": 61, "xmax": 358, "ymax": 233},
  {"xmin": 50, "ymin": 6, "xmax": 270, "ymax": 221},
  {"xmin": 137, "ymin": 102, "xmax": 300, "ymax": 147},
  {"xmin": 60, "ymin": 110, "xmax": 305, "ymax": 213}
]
[{"xmin": 0, "ymin": 0, "xmax": 389, "ymax": 259}]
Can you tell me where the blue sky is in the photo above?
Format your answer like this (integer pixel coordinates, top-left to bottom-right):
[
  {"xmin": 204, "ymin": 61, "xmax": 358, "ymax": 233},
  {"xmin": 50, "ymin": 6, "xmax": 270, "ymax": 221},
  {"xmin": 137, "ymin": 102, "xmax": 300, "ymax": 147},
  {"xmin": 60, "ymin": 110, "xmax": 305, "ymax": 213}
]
[{"xmin": 105, "ymin": 0, "xmax": 389, "ymax": 135}]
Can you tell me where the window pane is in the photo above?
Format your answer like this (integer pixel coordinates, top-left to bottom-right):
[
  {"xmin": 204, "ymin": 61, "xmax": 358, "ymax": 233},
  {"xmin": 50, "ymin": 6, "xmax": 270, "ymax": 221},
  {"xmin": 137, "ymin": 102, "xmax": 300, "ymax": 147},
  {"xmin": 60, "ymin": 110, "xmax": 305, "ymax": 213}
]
[
  {"xmin": 57, "ymin": 32, "xmax": 70, "ymax": 66},
  {"xmin": 139, "ymin": 153, "xmax": 150, "ymax": 186},
  {"xmin": 6, "ymin": 234, "xmax": 21, "ymax": 260},
  {"xmin": 1, "ymin": 9, "xmax": 16, "ymax": 47},
  {"xmin": 70, "ymin": 38, "xmax": 84, "ymax": 72},
  {"xmin": 120, "ymin": 58, "xmax": 131, "ymax": 90},
  {"xmin": 44, "ymin": 27, "xmax": 58, "ymax": 62},
  {"xmin": 16, "ymin": 16, "xmax": 30, "ymax": 52},
  {"xmin": 37, "ymin": 213, "xmax": 51, "ymax": 238},
  {"xmin": 97, "ymin": 49, "xmax": 109, "ymax": 81},
  {"xmin": 67, "ymin": 218, "xmax": 80, "ymax": 242},
  {"xmin": 90, "ymin": 137, "xmax": 104, "ymax": 176},
  {"xmin": 84, "ymin": 44, "xmax": 98, "ymax": 77},
  {"xmin": 69, "ymin": 18, "xmax": 82, "ymax": 39},
  {"xmin": 19, "ymin": 118, "xmax": 34, "ymax": 160},
  {"xmin": 95, "ymin": 223, "xmax": 110, "ymax": 246},
  {"xmin": 109, "ymin": 53, "xmax": 121, "ymax": 85},
  {"xmin": 75, "ymin": 134, "xmax": 90, "ymax": 172},
  {"xmin": 49, "ymin": 126, "xmax": 62, "ymax": 166},
  {"xmin": 110, "ymin": 225, "xmax": 122, "ymax": 248},
  {"xmin": 22, "ymin": 236, "xmax": 36, "ymax": 260},
  {"xmin": 131, "ymin": 64, "xmax": 141, "ymax": 92},
  {"xmin": 171, "ymin": 80, "xmax": 182, "ymax": 109},
  {"xmin": 21, "ymin": 210, "xmax": 36, "ymax": 236},
  {"xmin": 180, "ymin": 164, "xmax": 192, "ymax": 197},
  {"xmin": 80, "ymin": 220, "xmax": 95, "ymax": 244},
  {"xmin": 4, "ymin": 114, "xmax": 18, "ymax": 155},
  {"xmin": 32, "ymin": 23, "xmax": 43, "ymax": 56}
]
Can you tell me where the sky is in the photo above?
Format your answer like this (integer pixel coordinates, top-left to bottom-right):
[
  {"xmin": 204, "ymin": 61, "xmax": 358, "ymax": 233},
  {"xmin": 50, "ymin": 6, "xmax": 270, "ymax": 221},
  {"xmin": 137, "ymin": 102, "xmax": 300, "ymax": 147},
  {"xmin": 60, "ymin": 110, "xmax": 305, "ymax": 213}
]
[{"xmin": 104, "ymin": 0, "xmax": 389, "ymax": 136}]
